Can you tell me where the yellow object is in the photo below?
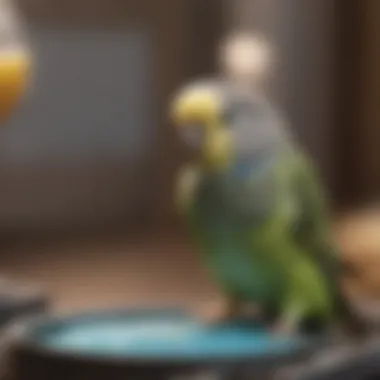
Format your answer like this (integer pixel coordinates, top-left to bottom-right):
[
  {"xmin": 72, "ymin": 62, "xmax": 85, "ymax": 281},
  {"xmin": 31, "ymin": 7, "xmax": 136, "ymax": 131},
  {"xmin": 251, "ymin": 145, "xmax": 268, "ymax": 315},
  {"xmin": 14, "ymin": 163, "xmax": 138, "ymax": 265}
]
[
  {"xmin": 171, "ymin": 89, "xmax": 221, "ymax": 127},
  {"xmin": 0, "ymin": 50, "xmax": 31, "ymax": 122},
  {"xmin": 171, "ymin": 87, "xmax": 232, "ymax": 171},
  {"xmin": 203, "ymin": 128, "xmax": 232, "ymax": 171}
]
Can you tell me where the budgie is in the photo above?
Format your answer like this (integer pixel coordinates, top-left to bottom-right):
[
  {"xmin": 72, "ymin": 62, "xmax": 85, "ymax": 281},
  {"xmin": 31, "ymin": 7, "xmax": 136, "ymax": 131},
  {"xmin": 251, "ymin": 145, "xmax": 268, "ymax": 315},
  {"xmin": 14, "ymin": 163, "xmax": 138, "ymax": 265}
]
[{"xmin": 170, "ymin": 31, "xmax": 366, "ymax": 336}]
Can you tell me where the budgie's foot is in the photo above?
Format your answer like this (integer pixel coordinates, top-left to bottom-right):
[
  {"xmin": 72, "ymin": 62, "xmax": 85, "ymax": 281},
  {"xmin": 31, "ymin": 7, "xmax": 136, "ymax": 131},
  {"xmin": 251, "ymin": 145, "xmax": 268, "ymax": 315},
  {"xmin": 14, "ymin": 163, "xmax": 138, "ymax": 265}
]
[
  {"xmin": 199, "ymin": 296, "xmax": 242, "ymax": 325},
  {"xmin": 271, "ymin": 309, "xmax": 304, "ymax": 337},
  {"xmin": 271, "ymin": 317, "xmax": 299, "ymax": 337}
]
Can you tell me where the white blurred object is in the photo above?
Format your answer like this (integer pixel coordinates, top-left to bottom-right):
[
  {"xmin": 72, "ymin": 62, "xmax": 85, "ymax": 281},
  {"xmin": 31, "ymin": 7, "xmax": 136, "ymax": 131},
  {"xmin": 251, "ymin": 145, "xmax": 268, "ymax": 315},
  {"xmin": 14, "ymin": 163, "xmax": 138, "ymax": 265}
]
[
  {"xmin": 0, "ymin": 0, "xmax": 33, "ymax": 121},
  {"xmin": 219, "ymin": 30, "xmax": 273, "ymax": 90},
  {"xmin": 0, "ymin": 0, "xmax": 30, "ymax": 55}
]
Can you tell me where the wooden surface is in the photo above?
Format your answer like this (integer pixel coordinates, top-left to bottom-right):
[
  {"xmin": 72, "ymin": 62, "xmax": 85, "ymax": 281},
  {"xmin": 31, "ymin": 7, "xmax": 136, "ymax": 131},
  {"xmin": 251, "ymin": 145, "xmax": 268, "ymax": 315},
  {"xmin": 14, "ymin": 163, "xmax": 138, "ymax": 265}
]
[
  {"xmin": 0, "ymin": 231, "xmax": 217, "ymax": 313},
  {"xmin": 0, "ymin": 209, "xmax": 378, "ymax": 315}
]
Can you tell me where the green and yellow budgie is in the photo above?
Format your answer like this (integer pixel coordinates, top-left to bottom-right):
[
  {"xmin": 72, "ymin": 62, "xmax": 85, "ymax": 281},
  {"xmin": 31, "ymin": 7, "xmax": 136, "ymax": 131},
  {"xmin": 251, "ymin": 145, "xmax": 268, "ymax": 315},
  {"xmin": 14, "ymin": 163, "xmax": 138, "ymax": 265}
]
[{"xmin": 170, "ymin": 32, "xmax": 366, "ymax": 337}]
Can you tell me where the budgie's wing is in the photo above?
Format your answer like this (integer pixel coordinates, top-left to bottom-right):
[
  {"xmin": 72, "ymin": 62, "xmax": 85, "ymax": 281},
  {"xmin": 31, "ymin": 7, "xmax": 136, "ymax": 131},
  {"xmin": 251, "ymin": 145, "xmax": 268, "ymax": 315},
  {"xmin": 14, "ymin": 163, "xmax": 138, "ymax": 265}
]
[
  {"xmin": 290, "ymin": 149, "xmax": 366, "ymax": 335},
  {"xmin": 291, "ymin": 150, "xmax": 340, "ymax": 275}
]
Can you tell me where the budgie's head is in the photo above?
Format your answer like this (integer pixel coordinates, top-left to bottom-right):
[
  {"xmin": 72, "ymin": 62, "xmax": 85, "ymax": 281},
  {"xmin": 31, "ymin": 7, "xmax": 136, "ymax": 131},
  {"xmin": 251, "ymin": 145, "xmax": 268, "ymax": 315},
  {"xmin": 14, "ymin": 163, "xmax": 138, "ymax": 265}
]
[{"xmin": 170, "ymin": 31, "xmax": 285, "ymax": 172}]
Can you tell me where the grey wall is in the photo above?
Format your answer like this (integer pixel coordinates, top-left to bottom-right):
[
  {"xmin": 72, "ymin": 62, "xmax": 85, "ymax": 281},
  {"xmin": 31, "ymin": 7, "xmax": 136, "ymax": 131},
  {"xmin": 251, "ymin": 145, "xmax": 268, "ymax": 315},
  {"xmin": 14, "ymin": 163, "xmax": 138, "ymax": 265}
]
[
  {"xmin": 0, "ymin": 27, "xmax": 156, "ymax": 230},
  {"xmin": 228, "ymin": 0, "xmax": 335, "ymax": 188}
]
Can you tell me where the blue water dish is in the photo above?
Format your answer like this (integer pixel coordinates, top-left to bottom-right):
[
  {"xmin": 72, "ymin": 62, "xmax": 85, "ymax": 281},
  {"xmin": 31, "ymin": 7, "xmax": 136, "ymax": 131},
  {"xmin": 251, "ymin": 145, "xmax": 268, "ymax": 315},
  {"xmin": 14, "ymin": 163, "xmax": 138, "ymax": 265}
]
[{"xmin": 24, "ymin": 309, "xmax": 320, "ymax": 362}]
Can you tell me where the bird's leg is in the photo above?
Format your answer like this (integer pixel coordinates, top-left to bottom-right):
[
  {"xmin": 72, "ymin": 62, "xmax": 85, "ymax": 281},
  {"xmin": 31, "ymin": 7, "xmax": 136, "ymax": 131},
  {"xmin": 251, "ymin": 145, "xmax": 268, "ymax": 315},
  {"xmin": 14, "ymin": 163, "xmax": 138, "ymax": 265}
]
[
  {"xmin": 199, "ymin": 295, "xmax": 244, "ymax": 325},
  {"xmin": 241, "ymin": 302, "xmax": 263, "ymax": 319},
  {"xmin": 271, "ymin": 304, "xmax": 304, "ymax": 337}
]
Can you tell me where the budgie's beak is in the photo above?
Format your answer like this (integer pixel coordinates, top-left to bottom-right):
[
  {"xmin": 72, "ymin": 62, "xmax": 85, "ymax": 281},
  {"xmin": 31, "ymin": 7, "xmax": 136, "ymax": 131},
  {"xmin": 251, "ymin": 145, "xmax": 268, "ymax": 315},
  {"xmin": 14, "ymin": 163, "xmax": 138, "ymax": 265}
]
[
  {"xmin": 171, "ymin": 87, "xmax": 232, "ymax": 171},
  {"xmin": 0, "ymin": 50, "xmax": 31, "ymax": 122}
]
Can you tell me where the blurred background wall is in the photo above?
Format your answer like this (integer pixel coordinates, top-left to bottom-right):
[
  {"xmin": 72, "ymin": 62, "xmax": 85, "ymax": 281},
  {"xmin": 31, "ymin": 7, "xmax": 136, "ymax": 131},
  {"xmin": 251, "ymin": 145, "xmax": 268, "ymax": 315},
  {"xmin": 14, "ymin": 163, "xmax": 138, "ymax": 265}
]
[
  {"xmin": 334, "ymin": 0, "xmax": 380, "ymax": 207},
  {"xmin": 0, "ymin": 0, "xmax": 376, "ymax": 237},
  {"xmin": 1, "ymin": 28, "xmax": 155, "ymax": 229},
  {"xmin": 0, "ymin": 0, "xmax": 199, "ymax": 234},
  {"xmin": 354, "ymin": 0, "xmax": 380, "ymax": 203}
]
